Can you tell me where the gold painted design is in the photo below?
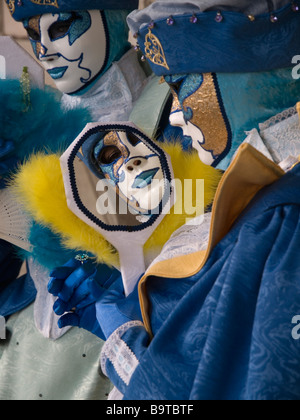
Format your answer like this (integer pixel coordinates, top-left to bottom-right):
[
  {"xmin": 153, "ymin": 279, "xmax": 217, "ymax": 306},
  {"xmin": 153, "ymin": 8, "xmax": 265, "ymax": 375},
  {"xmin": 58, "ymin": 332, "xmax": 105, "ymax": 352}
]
[
  {"xmin": 7, "ymin": 0, "xmax": 15, "ymax": 15},
  {"xmin": 171, "ymin": 73, "xmax": 230, "ymax": 157},
  {"xmin": 144, "ymin": 28, "xmax": 170, "ymax": 71},
  {"xmin": 103, "ymin": 131, "xmax": 129, "ymax": 180},
  {"xmin": 28, "ymin": 16, "xmax": 45, "ymax": 57},
  {"xmin": 170, "ymin": 86, "xmax": 180, "ymax": 115},
  {"xmin": 188, "ymin": 73, "xmax": 229, "ymax": 156},
  {"xmin": 30, "ymin": 0, "xmax": 59, "ymax": 8},
  {"xmin": 104, "ymin": 131, "xmax": 120, "ymax": 146}
]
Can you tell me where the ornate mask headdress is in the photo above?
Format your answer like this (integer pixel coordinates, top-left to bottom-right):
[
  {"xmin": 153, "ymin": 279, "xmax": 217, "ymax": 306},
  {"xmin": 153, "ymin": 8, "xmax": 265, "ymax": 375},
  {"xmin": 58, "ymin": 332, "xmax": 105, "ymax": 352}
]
[
  {"xmin": 128, "ymin": 0, "xmax": 300, "ymax": 169},
  {"xmin": 166, "ymin": 73, "xmax": 231, "ymax": 166}
]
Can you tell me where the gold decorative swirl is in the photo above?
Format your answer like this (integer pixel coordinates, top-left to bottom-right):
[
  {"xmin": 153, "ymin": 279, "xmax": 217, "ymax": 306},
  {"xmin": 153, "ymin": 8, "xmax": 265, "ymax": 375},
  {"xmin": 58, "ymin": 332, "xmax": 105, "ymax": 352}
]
[
  {"xmin": 144, "ymin": 28, "xmax": 170, "ymax": 71},
  {"xmin": 30, "ymin": 0, "xmax": 59, "ymax": 8},
  {"xmin": 7, "ymin": 0, "xmax": 15, "ymax": 15}
]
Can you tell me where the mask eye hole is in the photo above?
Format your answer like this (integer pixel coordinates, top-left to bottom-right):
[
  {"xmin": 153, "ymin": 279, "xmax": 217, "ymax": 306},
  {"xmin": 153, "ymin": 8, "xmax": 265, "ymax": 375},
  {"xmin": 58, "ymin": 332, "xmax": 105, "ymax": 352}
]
[
  {"xmin": 25, "ymin": 27, "xmax": 40, "ymax": 42},
  {"xmin": 98, "ymin": 146, "xmax": 122, "ymax": 165},
  {"xmin": 127, "ymin": 132, "xmax": 141, "ymax": 147},
  {"xmin": 48, "ymin": 16, "xmax": 76, "ymax": 41},
  {"xmin": 168, "ymin": 82, "xmax": 181, "ymax": 92}
]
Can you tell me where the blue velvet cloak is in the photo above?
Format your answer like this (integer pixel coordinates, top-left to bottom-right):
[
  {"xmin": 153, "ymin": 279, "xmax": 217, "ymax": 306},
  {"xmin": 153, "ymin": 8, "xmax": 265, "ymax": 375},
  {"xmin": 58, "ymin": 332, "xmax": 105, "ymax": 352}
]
[{"xmin": 123, "ymin": 163, "xmax": 300, "ymax": 400}]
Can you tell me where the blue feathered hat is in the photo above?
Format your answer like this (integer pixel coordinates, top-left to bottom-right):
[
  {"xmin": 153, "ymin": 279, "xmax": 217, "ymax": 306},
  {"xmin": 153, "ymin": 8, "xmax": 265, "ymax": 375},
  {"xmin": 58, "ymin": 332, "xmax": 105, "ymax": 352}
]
[
  {"xmin": 128, "ymin": 0, "xmax": 300, "ymax": 74},
  {"xmin": 6, "ymin": 0, "xmax": 139, "ymax": 21}
]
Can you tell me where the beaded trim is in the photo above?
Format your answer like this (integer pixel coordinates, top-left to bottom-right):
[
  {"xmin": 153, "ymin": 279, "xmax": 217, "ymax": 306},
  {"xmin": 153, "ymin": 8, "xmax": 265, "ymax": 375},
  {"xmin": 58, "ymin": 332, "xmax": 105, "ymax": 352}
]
[{"xmin": 100, "ymin": 321, "xmax": 144, "ymax": 386}]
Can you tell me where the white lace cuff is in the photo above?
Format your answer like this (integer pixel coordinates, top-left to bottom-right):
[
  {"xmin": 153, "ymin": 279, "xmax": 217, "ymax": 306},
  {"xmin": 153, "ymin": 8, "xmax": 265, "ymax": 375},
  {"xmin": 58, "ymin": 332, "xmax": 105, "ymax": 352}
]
[{"xmin": 100, "ymin": 321, "xmax": 144, "ymax": 386}]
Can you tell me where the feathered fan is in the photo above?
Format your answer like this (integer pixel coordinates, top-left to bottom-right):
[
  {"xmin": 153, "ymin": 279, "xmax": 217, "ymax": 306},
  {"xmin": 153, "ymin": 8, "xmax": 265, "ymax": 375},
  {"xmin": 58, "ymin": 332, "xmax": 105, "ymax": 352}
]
[{"xmin": 0, "ymin": 187, "xmax": 32, "ymax": 251}]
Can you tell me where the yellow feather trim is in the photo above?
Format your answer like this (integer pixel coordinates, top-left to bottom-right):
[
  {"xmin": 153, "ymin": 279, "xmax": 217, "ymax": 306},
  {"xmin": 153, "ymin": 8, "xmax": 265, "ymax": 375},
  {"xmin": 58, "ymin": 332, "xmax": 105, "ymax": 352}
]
[
  {"xmin": 12, "ymin": 143, "xmax": 222, "ymax": 266},
  {"xmin": 11, "ymin": 154, "xmax": 119, "ymax": 267},
  {"xmin": 144, "ymin": 143, "xmax": 221, "ymax": 252}
]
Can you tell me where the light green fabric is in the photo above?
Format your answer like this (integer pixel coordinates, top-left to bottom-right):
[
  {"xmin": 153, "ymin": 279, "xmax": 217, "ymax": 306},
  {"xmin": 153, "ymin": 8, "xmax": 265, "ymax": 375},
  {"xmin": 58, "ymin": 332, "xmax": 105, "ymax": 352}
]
[
  {"xmin": 129, "ymin": 75, "xmax": 171, "ymax": 138},
  {"xmin": 0, "ymin": 304, "xmax": 113, "ymax": 400}
]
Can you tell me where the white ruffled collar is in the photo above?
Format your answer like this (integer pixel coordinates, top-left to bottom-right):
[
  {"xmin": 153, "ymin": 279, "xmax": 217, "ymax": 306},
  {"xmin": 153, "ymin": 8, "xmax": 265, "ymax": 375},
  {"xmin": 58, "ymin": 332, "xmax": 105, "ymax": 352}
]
[
  {"xmin": 61, "ymin": 48, "xmax": 148, "ymax": 123},
  {"xmin": 240, "ymin": 106, "xmax": 300, "ymax": 171}
]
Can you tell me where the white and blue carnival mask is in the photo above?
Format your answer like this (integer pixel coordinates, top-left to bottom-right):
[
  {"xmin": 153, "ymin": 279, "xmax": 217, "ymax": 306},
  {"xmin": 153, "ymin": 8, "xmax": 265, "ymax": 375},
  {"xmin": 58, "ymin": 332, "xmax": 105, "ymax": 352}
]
[
  {"xmin": 128, "ymin": 0, "xmax": 300, "ymax": 170},
  {"xmin": 164, "ymin": 69, "xmax": 300, "ymax": 170},
  {"xmin": 23, "ymin": 10, "xmax": 130, "ymax": 94},
  {"xmin": 60, "ymin": 123, "xmax": 175, "ymax": 295},
  {"xmin": 24, "ymin": 11, "xmax": 107, "ymax": 94},
  {"xmin": 92, "ymin": 130, "xmax": 165, "ymax": 216}
]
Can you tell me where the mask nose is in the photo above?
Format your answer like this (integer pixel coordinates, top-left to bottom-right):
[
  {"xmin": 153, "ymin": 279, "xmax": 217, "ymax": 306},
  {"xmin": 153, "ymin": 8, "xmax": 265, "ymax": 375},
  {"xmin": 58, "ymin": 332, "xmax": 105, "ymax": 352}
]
[
  {"xmin": 125, "ymin": 158, "xmax": 143, "ymax": 172},
  {"xmin": 37, "ymin": 42, "xmax": 56, "ymax": 62},
  {"xmin": 37, "ymin": 44, "xmax": 47, "ymax": 60}
]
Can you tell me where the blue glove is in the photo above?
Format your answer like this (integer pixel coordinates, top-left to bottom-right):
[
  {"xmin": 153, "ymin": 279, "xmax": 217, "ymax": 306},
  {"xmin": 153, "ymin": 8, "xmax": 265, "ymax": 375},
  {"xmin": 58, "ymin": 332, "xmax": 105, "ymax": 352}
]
[
  {"xmin": 48, "ymin": 257, "xmax": 121, "ymax": 338},
  {"xmin": 95, "ymin": 275, "xmax": 143, "ymax": 340}
]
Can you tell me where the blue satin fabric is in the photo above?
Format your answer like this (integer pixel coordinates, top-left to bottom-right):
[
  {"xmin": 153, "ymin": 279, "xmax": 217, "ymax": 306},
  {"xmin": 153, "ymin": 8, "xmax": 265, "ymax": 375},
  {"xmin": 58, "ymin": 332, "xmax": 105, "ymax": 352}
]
[
  {"xmin": 138, "ymin": 2, "xmax": 300, "ymax": 76},
  {"xmin": 0, "ymin": 242, "xmax": 36, "ymax": 317},
  {"xmin": 124, "ymin": 164, "xmax": 300, "ymax": 400}
]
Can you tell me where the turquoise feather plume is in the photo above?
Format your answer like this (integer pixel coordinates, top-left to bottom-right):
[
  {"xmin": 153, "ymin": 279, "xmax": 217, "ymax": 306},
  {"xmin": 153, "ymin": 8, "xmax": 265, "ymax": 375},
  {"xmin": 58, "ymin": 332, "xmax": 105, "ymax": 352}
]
[
  {"xmin": 0, "ymin": 79, "xmax": 91, "ymax": 185},
  {"xmin": 0, "ymin": 79, "xmax": 91, "ymax": 267}
]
